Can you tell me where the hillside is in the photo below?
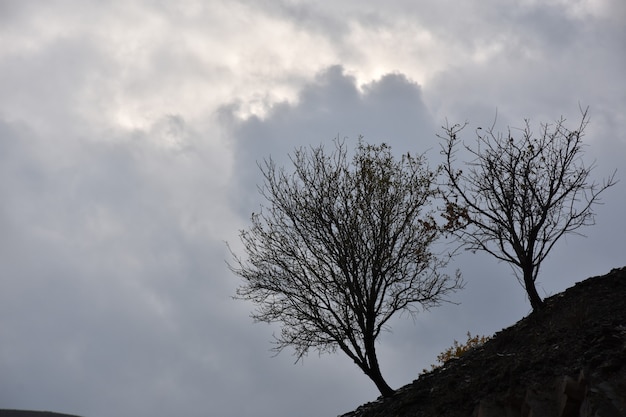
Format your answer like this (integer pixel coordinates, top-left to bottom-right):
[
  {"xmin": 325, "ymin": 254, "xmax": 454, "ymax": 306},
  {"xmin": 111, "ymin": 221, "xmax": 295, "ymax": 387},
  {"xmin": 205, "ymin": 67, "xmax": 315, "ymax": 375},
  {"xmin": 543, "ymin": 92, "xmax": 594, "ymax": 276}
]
[
  {"xmin": 0, "ymin": 412, "xmax": 81, "ymax": 417},
  {"xmin": 340, "ymin": 266, "xmax": 626, "ymax": 417}
]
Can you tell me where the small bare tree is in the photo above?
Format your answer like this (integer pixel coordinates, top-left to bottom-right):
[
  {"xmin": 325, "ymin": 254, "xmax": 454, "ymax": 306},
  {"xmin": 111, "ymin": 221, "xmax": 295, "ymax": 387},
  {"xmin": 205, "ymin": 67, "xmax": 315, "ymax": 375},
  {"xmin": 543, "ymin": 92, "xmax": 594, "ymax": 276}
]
[
  {"xmin": 439, "ymin": 108, "xmax": 617, "ymax": 311},
  {"xmin": 229, "ymin": 139, "xmax": 462, "ymax": 397}
]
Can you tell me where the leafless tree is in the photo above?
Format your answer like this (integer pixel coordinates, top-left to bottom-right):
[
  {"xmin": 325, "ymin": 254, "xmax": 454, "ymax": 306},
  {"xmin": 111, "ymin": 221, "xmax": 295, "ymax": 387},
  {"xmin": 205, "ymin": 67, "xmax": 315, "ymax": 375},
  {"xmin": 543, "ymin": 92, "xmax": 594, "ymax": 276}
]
[
  {"xmin": 229, "ymin": 139, "xmax": 463, "ymax": 397},
  {"xmin": 439, "ymin": 108, "xmax": 617, "ymax": 311}
]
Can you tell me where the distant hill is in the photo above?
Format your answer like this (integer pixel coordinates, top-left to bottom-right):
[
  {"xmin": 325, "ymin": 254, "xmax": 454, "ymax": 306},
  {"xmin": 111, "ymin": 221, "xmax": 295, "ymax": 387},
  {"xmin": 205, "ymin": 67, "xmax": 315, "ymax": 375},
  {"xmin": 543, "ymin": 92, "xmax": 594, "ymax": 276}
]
[
  {"xmin": 0, "ymin": 412, "xmax": 82, "ymax": 417},
  {"xmin": 340, "ymin": 266, "xmax": 626, "ymax": 417}
]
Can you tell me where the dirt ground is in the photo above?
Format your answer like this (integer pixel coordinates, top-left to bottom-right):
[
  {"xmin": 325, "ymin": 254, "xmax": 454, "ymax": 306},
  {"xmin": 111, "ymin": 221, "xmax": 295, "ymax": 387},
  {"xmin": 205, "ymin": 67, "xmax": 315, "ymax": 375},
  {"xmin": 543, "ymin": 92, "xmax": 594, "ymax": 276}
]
[{"xmin": 340, "ymin": 266, "xmax": 626, "ymax": 417}]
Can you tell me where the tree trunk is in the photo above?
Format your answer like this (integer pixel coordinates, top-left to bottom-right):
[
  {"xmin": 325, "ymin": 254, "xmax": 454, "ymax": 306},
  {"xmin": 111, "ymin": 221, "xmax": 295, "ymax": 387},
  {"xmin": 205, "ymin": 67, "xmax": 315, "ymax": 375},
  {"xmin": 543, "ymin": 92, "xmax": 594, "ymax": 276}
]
[
  {"xmin": 366, "ymin": 360, "xmax": 395, "ymax": 398},
  {"xmin": 523, "ymin": 266, "xmax": 544, "ymax": 311},
  {"xmin": 363, "ymin": 336, "xmax": 395, "ymax": 398}
]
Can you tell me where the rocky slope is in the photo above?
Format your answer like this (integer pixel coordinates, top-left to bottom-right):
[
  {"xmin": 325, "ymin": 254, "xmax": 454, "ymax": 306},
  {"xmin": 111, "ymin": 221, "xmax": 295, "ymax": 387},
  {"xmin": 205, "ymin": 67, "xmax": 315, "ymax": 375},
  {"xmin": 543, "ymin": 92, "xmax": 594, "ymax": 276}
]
[{"xmin": 340, "ymin": 266, "xmax": 626, "ymax": 417}]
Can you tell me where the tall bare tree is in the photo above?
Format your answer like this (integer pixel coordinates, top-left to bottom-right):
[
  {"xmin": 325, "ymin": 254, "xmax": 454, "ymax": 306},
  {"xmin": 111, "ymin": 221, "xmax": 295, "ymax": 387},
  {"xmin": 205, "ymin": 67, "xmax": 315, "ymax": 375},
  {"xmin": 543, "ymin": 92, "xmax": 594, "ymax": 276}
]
[
  {"xmin": 229, "ymin": 139, "xmax": 462, "ymax": 397},
  {"xmin": 439, "ymin": 108, "xmax": 617, "ymax": 311}
]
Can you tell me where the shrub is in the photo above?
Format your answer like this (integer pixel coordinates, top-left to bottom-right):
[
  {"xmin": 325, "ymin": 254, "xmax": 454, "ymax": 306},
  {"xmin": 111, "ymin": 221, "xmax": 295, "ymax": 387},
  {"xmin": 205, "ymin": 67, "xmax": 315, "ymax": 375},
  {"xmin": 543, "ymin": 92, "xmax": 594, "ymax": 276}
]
[{"xmin": 424, "ymin": 331, "xmax": 490, "ymax": 373}]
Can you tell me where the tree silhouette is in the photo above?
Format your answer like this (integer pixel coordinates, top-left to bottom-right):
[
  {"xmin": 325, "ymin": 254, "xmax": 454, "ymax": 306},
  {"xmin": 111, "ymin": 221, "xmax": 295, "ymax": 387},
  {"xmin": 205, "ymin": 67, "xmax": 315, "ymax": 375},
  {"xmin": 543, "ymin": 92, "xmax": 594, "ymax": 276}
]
[
  {"xmin": 229, "ymin": 139, "xmax": 462, "ymax": 397},
  {"xmin": 439, "ymin": 108, "xmax": 616, "ymax": 310}
]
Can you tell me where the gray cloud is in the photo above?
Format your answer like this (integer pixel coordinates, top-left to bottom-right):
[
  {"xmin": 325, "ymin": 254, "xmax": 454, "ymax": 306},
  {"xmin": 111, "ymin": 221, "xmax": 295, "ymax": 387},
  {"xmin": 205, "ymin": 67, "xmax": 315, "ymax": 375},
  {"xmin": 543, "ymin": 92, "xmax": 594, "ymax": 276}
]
[
  {"xmin": 222, "ymin": 65, "xmax": 436, "ymax": 213},
  {"xmin": 0, "ymin": 115, "xmax": 243, "ymax": 416}
]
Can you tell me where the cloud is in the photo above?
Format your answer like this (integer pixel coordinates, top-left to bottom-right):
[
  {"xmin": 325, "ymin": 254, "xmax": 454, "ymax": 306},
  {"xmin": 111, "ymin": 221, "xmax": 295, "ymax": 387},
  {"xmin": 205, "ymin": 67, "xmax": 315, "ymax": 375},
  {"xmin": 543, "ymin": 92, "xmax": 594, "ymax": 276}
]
[
  {"xmin": 222, "ymin": 65, "xmax": 436, "ymax": 213},
  {"xmin": 0, "ymin": 114, "xmax": 240, "ymax": 416}
]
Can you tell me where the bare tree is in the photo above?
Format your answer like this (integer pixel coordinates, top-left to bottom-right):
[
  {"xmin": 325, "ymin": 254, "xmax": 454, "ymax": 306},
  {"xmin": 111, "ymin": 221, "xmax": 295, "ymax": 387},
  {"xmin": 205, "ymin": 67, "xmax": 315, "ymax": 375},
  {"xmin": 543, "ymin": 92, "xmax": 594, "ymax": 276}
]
[
  {"xmin": 229, "ymin": 139, "xmax": 462, "ymax": 397},
  {"xmin": 439, "ymin": 108, "xmax": 617, "ymax": 311}
]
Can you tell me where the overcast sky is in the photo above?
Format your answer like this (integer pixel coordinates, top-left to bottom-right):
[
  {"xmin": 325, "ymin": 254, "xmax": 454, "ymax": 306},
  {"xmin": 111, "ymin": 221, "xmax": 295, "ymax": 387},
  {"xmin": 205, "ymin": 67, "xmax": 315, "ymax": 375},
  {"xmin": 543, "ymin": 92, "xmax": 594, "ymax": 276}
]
[{"xmin": 1, "ymin": 1, "xmax": 624, "ymax": 417}]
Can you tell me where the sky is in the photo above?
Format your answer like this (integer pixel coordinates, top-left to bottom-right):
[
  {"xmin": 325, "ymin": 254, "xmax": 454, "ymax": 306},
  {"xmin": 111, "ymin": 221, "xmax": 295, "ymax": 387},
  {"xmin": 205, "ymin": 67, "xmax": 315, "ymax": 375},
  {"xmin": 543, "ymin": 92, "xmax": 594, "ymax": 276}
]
[{"xmin": 0, "ymin": 1, "xmax": 624, "ymax": 417}]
